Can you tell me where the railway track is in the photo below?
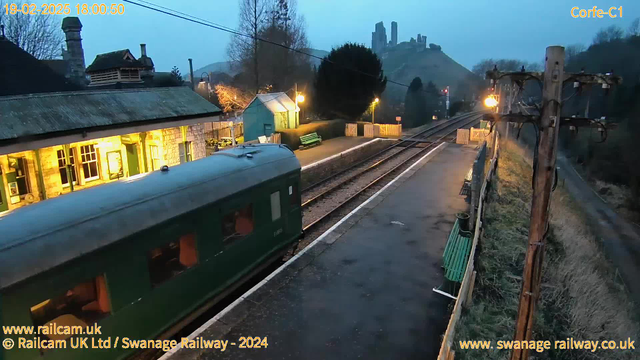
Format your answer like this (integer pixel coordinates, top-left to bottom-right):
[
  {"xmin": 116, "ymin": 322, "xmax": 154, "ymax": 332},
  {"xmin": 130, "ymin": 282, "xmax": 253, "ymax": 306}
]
[{"xmin": 300, "ymin": 112, "xmax": 484, "ymax": 238}]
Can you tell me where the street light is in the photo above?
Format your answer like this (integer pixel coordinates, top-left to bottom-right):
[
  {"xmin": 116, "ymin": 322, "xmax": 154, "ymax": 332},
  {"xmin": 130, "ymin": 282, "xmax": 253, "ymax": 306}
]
[
  {"xmin": 484, "ymin": 96, "xmax": 498, "ymax": 108},
  {"xmin": 296, "ymin": 94, "xmax": 305, "ymax": 103},
  {"xmin": 372, "ymin": 98, "xmax": 380, "ymax": 124}
]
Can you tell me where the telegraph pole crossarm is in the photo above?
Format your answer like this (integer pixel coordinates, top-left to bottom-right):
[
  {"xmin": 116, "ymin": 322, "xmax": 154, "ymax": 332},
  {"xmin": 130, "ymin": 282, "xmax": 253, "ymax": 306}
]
[{"xmin": 482, "ymin": 47, "xmax": 623, "ymax": 360}]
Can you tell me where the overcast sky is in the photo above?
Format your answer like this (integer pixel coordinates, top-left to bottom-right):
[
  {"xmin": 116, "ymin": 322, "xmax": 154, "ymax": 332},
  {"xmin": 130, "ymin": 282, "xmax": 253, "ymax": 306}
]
[{"xmin": 47, "ymin": 0, "xmax": 640, "ymax": 73}]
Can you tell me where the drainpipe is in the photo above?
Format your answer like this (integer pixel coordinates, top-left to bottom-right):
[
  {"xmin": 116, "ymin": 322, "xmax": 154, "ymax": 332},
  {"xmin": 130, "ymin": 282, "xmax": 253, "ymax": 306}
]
[{"xmin": 33, "ymin": 149, "xmax": 47, "ymax": 200}]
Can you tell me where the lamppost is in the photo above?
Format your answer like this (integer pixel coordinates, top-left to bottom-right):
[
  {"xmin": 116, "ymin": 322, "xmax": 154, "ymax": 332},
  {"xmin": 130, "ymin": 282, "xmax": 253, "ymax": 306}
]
[
  {"xmin": 371, "ymin": 97, "xmax": 379, "ymax": 124},
  {"xmin": 293, "ymin": 83, "xmax": 305, "ymax": 128},
  {"xmin": 199, "ymin": 72, "xmax": 211, "ymax": 101}
]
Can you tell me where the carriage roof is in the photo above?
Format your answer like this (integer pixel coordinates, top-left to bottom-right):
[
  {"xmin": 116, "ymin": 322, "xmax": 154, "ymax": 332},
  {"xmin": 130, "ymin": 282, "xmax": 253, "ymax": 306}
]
[{"xmin": 0, "ymin": 144, "xmax": 299, "ymax": 290}]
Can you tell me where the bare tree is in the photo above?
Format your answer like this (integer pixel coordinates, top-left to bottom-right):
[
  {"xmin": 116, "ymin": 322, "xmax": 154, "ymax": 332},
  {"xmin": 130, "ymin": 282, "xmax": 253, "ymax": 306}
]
[
  {"xmin": 593, "ymin": 25, "xmax": 624, "ymax": 44},
  {"xmin": 214, "ymin": 84, "xmax": 253, "ymax": 112},
  {"xmin": 628, "ymin": 18, "xmax": 640, "ymax": 37},
  {"xmin": 0, "ymin": 0, "xmax": 64, "ymax": 59},
  {"xmin": 227, "ymin": 0, "xmax": 271, "ymax": 94},
  {"xmin": 258, "ymin": 0, "xmax": 311, "ymax": 91},
  {"xmin": 565, "ymin": 43, "xmax": 586, "ymax": 64}
]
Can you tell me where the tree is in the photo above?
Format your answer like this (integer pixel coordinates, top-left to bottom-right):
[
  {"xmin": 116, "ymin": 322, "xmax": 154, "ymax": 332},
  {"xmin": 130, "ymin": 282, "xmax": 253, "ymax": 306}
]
[
  {"xmin": 628, "ymin": 18, "xmax": 640, "ymax": 37},
  {"xmin": 227, "ymin": 0, "xmax": 271, "ymax": 93},
  {"xmin": 0, "ymin": 0, "xmax": 63, "ymax": 59},
  {"xmin": 214, "ymin": 84, "xmax": 253, "ymax": 112},
  {"xmin": 403, "ymin": 77, "xmax": 427, "ymax": 128},
  {"xmin": 257, "ymin": 0, "xmax": 311, "ymax": 92},
  {"xmin": 593, "ymin": 25, "xmax": 624, "ymax": 44},
  {"xmin": 169, "ymin": 66, "xmax": 184, "ymax": 85},
  {"xmin": 314, "ymin": 43, "xmax": 387, "ymax": 120},
  {"xmin": 565, "ymin": 43, "xmax": 586, "ymax": 65},
  {"xmin": 424, "ymin": 81, "xmax": 441, "ymax": 119}
]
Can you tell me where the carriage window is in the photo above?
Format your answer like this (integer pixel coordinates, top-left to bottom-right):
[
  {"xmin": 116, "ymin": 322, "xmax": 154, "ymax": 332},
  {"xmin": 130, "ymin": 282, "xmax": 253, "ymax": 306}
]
[
  {"xmin": 30, "ymin": 275, "xmax": 111, "ymax": 339},
  {"xmin": 222, "ymin": 204, "xmax": 254, "ymax": 244},
  {"xmin": 271, "ymin": 192, "xmax": 281, "ymax": 221},
  {"xmin": 289, "ymin": 184, "xmax": 299, "ymax": 206},
  {"xmin": 148, "ymin": 233, "xmax": 197, "ymax": 287}
]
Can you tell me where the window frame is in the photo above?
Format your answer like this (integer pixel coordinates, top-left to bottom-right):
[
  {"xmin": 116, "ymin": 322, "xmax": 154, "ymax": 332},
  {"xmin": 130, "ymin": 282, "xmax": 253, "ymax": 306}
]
[
  {"xmin": 179, "ymin": 141, "xmax": 192, "ymax": 164},
  {"xmin": 221, "ymin": 203, "xmax": 254, "ymax": 246},
  {"xmin": 29, "ymin": 274, "xmax": 112, "ymax": 338},
  {"xmin": 57, "ymin": 148, "xmax": 78, "ymax": 187},
  {"xmin": 9, "ymin": 156, "xmax": 31, "ymax": 195},
  {"xmin": 270, "ymin": 191, "xmax": 281, "ymax": 222},
  {"xmin": 80, "ymin": 144, "xmax": 100, "ymax": 181},
  {"xmin": 147, "ymin": 232, "xmax": 199, "ymax": 287}
]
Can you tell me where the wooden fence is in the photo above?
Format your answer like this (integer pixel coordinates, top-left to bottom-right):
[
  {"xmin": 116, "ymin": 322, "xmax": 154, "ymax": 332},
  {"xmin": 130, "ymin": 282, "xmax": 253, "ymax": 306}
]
[
  {"xmin": 438, "ymin": 131, "xmax": 500, "ymax": 360},
  {"xmin": 345, "ymin": 123, "xmax": 358, "ymax": 137},
  {"xmin": 378, "ymin": 124, "xmax": 402, "ymax": 137},
  {"xmin": 363, "ymin": 124, "xmax": 402, "ymax": 138},
  {"xmin": 204, "ymin": 122, "xmax": 244, "ymax": 141}
]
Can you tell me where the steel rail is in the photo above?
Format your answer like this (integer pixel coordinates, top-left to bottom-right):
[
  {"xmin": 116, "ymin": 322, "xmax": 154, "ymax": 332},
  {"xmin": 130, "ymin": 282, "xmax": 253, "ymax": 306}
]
[
  {"xmin": 302, "ymin": 113, "xmax": 483, "ymax": 232},
  {"xmin": 301, "ymin": 111, "xmax": 482, "ymax": 195},
  {"xmin": 301, "ymin": 113, "xmax": 482, "ymax": 209}
]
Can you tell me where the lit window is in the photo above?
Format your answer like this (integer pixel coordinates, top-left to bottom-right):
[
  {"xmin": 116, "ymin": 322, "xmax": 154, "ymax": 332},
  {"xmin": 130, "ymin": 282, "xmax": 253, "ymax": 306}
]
[
  {"xmin": 271, "ymin": 192, "xmax": 281, "ymax": 221},
  {"xmin": 30, "ymin": 275, "xmax": 111, "ymax": 340},
  {"xmin": 80, "ymin": 145, "xmax": 99, "ymax": 181},
  {"xmin": 8, "ymin": 157, "xmax": 30, "ymax": 195},
  {"xmin": 148, "ymin": 233, "xmax": 198, "ymax": 286},
  {"xmin": 179, "ymin": 141, "xmax": 192, "ymax": 164},
  {"xmin": 57, "ymin": 149, "xmax": 77, "ymax": 187},
  {"xmin": 222, "ymin": 204, "xmax": 253, "ymax": 244}
]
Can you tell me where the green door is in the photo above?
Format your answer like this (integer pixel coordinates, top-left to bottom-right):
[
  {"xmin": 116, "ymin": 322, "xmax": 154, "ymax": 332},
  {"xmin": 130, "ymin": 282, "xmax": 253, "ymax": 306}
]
[
  {"xmin": 125, "ymin": 144, "xmax": 140, "ymax": 176},
  {"xmin": 0, "ymin": 173, "xmax": 8, "ymax": 212}
]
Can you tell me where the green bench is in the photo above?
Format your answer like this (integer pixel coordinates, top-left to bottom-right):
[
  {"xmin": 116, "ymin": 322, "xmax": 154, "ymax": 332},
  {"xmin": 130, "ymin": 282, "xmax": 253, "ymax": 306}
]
[
  {"xmin": 299, "ymin": 132, "xmax": 322, "ymax": 149},
  {"xmin": 442, "ymin": 218, "xmax": 472, "ymax": 283}
]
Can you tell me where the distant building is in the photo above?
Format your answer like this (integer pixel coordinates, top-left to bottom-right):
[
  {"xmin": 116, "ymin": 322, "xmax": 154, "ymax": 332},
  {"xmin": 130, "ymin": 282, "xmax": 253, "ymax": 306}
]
[
  {"xmin": 370, "ymin": 21, "xmax": 431, "ymax": 55},
  {"xmin": 371, "ymin": 21, "xmax": 387, "ymax": 54},
  {"xmin": 391, "ymin": 21, "xmax": 398, "ymax": 46},
  {"xmin": 242, "ymin": 93, "xmax": 298, "ymax": 142}
]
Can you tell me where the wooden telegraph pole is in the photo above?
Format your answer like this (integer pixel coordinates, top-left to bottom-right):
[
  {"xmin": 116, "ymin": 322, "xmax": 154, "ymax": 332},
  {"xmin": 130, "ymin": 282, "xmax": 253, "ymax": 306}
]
[
  {"xmin": 482, "ymin": 46, "xmax": 621, "ymax": 360},
  {"xmin": 510, "ymin": 46, "xmax": 564, "ymax": 360}
]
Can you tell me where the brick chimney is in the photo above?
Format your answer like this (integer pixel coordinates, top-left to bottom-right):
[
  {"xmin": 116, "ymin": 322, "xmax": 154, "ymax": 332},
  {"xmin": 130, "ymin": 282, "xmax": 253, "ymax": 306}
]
[
  {"xmin": 61, "ymin": 17, "xmax": 86, "ymax": 86},
  {"xmin": 139, "ymin": 43, "xmax": 155, "ymax": 83}
]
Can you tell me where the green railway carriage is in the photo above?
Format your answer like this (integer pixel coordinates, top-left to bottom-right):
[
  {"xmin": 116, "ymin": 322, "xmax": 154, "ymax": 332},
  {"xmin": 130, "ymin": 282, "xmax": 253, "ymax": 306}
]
[{"xmin": 0, "ymin": 144, "xmax": 302, "ymax": 360}]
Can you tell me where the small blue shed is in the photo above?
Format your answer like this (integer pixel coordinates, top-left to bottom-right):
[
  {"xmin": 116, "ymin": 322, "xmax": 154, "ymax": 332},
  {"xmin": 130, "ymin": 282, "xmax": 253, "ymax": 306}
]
[{"xmin": 242, "ymin": 93, "xmax": 299, "ymax": 142}]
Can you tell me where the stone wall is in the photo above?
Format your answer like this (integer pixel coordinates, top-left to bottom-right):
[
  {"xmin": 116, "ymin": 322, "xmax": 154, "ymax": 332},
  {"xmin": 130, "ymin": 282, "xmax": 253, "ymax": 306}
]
[
  {"xmin": 300, "ymin": 139, "xmax": 394, "ymax": 189},
  {"xmin": 162, "ymin": 125, "xmax": 206, "ymax": 167}
]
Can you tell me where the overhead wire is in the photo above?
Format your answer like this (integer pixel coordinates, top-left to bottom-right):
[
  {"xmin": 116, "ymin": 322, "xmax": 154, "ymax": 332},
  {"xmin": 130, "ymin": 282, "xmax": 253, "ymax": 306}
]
[{"xmin": 122, "ymin": 0, "xmax": 414, "ymax": 90}]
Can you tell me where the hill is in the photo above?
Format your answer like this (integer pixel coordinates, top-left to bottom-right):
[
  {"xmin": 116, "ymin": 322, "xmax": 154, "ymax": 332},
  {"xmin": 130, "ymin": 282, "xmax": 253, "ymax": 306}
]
[
  {"xmin": 380, "ymin": 43, "xmax": 481, "ymax": 102},
  {"xmin": 188, "ymin": 48, "xmax": 330, "ymax": 81}
]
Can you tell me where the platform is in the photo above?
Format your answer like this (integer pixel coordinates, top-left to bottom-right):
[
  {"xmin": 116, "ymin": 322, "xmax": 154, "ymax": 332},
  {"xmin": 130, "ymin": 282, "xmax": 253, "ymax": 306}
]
[
  {"xmin": 295, "ymin": 136, "xmax": 373, "ymax": 167},
  {"xmin": 165, "ymin": 143, "xmax": 478, "ymax": 360}
]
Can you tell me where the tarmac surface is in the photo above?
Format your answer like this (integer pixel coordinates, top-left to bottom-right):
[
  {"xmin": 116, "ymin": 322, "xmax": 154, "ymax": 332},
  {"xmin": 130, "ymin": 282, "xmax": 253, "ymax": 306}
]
[
  {"xmin": 167, "ymin": 143, "xmax": 478, "ymax": 360},
  {"xmin": 294, "ymin": 137, "xmax": 372, "ymax": 167}
]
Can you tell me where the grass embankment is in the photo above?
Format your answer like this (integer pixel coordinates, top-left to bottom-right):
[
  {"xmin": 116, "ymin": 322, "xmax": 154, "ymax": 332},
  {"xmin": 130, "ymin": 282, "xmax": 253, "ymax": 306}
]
[{"xmin": 454, "ymin": 142, "xmax": 639, "ymax": 360}]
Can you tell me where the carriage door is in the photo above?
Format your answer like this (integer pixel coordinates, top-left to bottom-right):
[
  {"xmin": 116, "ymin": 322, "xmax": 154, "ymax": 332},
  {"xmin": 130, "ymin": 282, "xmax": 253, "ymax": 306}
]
[
  {"xmin": 0, "ymin": 170, "xmax": 8, "ymax": 212},
  {"xmin": 125, "ymin": 144, "xmax": 140, "ymax": 176}
]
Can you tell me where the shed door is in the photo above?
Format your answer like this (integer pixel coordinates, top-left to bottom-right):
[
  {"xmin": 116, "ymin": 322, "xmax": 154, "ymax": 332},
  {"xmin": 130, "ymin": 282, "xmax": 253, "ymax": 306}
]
[{"xmin": 0, "ymin": 172, "xmax": 8, "ymax": 212}]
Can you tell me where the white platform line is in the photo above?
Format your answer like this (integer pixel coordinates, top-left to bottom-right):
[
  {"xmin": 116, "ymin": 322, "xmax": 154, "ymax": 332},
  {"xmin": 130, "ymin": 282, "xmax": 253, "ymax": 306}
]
[
  {"xmin": 160, "ymin": 142, "xmax": 447, "ymax": 359},
  {"xmin": 300, "ymin": 138, "xmax": 394, "ymax": 171}
]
